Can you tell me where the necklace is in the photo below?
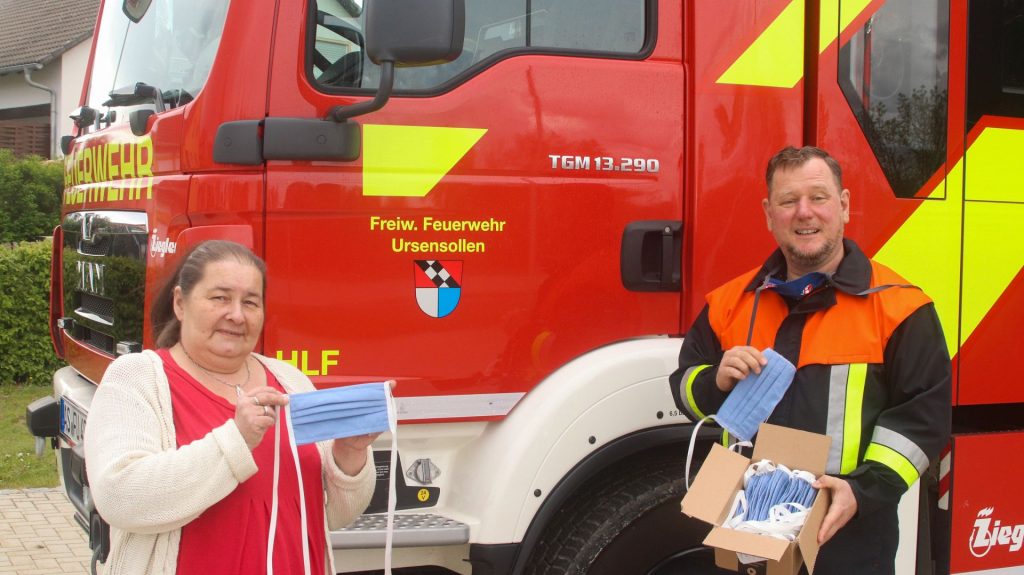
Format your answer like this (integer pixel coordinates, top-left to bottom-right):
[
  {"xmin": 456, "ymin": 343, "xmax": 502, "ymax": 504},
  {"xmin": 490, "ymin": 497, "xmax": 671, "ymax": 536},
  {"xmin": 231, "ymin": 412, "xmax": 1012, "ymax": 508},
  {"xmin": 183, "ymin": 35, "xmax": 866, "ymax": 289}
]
[{"xmin": 180, "ymin": 345, "xmax": 250, "ymax": 398}]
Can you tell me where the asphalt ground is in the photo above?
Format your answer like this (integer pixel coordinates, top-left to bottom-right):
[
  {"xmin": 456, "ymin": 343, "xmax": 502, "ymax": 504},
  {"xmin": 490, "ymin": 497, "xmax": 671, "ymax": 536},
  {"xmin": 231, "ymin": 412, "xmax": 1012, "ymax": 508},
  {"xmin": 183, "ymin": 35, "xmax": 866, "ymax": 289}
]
[{"xmin": 0, "ymin": 487, "xmax": 97, "ymax": 575}]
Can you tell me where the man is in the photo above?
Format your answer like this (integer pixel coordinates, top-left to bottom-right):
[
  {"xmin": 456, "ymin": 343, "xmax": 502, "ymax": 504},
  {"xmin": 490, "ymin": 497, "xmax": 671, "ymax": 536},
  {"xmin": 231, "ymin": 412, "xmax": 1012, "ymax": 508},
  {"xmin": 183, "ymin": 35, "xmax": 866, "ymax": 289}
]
[{"xmin": 669, "ymin": 146, "xmax": 951, "ymax": 573}]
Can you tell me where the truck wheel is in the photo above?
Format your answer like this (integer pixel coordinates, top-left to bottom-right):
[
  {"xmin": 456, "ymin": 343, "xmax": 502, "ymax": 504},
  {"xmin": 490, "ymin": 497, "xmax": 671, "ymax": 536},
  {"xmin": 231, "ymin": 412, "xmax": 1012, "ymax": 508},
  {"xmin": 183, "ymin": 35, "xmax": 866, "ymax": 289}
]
[{"xmin": 522, "ymin": 448, "xmax": 723, "ymax": 575}]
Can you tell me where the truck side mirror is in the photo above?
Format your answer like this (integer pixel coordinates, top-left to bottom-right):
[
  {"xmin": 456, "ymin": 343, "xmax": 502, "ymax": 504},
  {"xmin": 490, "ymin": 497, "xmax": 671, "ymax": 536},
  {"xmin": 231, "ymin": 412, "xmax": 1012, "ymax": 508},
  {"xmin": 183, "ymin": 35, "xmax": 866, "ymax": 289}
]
[
  {"xmin": 366, "ymin": 0, "xmax": 464, "ymax": 66},
  {"xmin": 122, "ymin": 0, "xmax": 153, "ymax": 23},
  {"xmin": 327, "ymin": 0, "xmax": 464, "ymax": 122}
]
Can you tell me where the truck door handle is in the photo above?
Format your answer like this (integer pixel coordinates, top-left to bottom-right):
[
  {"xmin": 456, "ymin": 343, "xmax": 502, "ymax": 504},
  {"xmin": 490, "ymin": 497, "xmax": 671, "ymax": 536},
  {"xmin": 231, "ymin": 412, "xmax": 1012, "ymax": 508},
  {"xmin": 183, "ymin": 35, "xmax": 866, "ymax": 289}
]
[{"xmin": 620, "ymin": 220, "xmax": 682, "ymax": 292}]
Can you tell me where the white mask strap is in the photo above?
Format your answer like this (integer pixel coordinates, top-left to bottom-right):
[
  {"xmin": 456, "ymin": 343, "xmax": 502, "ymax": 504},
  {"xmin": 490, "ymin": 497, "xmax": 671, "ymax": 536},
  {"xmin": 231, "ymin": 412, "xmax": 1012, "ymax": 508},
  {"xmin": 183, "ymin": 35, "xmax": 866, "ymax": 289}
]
[
  {"xmin": 684, "ymin": 416, "xmax": 712, "ymax": 491},
  {"xmin": 384, "ymin": 382, "xmax": 398, "ymax": 575},
  {"xmin": 286, "ymin": 402, "xmax": 311, "ymax": 575},
  {"xmin": 267, "ymin": 406, "xmax": 281, "ymax": 574},
  {"xmin": 267, "ymin": 383, "xmax": 398, "ymax": 575},
  {"xmin": 267, "ymin": 404, "xmax": 312, "ymax": 575}
]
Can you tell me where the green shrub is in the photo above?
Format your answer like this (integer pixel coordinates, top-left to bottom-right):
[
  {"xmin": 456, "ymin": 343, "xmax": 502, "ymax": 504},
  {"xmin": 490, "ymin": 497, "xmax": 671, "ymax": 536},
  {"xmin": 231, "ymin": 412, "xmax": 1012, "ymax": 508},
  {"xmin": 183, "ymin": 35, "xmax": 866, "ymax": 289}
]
[
  {"xmin": 0, "ymin": 240, "xmax": 63, "ymax": 385},
  {"xmin": 0, "ymin": 149, "xmax": 63, "ymax": 243}
]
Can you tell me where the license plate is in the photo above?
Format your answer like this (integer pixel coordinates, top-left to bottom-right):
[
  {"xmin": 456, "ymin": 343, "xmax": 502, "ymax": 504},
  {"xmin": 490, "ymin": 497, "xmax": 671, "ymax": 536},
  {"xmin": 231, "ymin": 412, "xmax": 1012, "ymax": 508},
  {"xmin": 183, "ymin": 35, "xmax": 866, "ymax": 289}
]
[{"xmin": 59, "ymin": 397, "xmax": 87, "ymax": 446}]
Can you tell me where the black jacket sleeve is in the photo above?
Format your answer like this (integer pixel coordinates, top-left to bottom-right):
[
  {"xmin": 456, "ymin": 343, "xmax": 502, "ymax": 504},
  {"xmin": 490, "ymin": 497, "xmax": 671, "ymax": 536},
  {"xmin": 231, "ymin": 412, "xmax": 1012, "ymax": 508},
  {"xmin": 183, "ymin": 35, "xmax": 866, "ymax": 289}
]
[
  {"xmin": 846, "ymin": 302, "xmax": 952, "ymax": 515},
  {"xmin": 669, "ymin": 305, "xmax": 730, "ymax": 420}
]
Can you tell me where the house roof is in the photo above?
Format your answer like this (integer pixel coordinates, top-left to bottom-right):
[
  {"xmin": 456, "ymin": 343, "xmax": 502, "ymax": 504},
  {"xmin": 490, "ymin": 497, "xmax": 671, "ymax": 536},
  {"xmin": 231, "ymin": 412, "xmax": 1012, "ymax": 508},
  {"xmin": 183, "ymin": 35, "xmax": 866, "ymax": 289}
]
[{"xmin": 0, "ymin": 0, "xmax": 100, "ymax": 73}]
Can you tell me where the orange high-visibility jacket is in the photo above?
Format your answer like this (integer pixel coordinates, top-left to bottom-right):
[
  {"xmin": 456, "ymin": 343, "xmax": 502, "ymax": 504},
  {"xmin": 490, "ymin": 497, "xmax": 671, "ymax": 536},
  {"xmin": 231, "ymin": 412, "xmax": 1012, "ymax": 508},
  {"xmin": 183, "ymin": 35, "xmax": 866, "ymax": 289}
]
[{"xmin": 670, "ymin": 239, "xmax": 951, "ymax": 566}]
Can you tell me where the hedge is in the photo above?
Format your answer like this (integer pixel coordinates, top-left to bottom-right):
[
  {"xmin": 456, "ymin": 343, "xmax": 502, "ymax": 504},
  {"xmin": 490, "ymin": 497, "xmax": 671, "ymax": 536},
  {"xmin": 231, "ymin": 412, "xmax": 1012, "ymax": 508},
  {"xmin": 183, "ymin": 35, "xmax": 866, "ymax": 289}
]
[
  {"xmin": 0, "ymin": 240, "xmax": 63, "ymax": 385},
  {"xmin": 0, "ymin": 149, "xmax": 63, "ymax": 243}
]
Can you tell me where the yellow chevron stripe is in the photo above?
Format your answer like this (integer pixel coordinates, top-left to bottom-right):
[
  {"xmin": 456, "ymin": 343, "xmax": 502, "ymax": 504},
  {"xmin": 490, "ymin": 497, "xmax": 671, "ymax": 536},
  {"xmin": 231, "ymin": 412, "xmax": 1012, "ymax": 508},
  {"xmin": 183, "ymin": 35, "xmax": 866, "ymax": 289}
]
[
  {"xmin": 962, "ymin": 128, "xmax": 1024, "ymax": 342},
  {"xmin": 363, "ymin": 125, "xmax": 486, "ymax": 197},
  {"xmin": 873, "ymin": 163, "xmax": 961, "ymax": 357},
  {"xmin": 963, "ymin": 128, "xmax": 1024, "ymax": 203},
  {"xmin": 962, "ymin": 201, "xmax": 1024, "ymax": 342},
  {"xmin": 718, "ymin": 0, "xmax": 873, "ymax": 88},
  {"xmin": 717, "ymin": 0, "xmax": 805, "ymax": 88},
  {"xmin": 874, "ymin": 127, "xmax": 1024, "ymax": 357},
  {"xmin": 818, "ymin": 0, "xmax": 873, "ymax": 53}
]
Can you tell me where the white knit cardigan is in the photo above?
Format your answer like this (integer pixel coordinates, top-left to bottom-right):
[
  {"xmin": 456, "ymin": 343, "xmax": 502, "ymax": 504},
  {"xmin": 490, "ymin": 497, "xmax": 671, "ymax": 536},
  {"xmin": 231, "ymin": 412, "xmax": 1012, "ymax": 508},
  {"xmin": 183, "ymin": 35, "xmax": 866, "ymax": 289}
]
[{"xmin": 83, "ymin": 350, "xmax": 376, "ymax": 574}]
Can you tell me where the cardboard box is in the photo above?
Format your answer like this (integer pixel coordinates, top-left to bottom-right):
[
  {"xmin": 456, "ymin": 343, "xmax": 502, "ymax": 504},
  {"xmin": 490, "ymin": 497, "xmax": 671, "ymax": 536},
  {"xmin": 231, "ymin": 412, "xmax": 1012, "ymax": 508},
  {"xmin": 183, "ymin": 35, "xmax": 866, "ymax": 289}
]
[{"xmin": 680, "ymin": 423, "xmax": 832, "ymax": 575}]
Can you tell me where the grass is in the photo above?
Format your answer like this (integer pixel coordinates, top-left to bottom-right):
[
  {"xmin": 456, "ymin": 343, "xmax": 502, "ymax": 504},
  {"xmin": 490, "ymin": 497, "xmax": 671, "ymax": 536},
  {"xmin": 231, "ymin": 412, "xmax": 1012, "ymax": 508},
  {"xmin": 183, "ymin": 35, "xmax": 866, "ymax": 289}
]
[{"xmin": 0, "ymin": 383, "xmax": 60, "ymax": 489}]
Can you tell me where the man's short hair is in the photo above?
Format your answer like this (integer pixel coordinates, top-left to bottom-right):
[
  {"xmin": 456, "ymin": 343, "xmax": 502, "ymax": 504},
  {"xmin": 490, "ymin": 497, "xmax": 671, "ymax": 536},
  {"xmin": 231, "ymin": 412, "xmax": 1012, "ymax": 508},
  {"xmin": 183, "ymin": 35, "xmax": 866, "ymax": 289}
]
[{"xmin": 765, "ymin": 146, "xmax": 843, "ymax": 194}]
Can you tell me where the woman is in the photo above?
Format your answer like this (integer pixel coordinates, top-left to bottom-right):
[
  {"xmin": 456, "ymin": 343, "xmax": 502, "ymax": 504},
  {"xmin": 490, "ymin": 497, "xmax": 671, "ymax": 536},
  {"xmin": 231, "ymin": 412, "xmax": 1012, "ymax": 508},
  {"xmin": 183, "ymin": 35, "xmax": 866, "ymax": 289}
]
[{"xmin": 84, "ymin": 240, "xmax": 377, "ymax": 574}]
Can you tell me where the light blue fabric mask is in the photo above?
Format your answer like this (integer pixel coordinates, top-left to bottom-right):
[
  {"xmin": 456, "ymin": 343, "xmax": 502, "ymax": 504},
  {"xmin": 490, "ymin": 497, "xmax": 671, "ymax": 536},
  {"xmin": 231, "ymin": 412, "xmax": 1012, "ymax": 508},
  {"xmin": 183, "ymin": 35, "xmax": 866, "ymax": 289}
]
[
  {"xmin": 288, "ymin": 382, "xmax": 392, "ymax": 445},
  {"xmin": 760, "ymin": 469, "xmax": 816, "ymax": 521},
  {"xmin": 268, "ymin": 381, "xmax": 398, "ymax": 575},
  {"xmin": 744, "ymin": 473, "xmax": 768, "ymax": 520},
  {"xmin": 729, "ymin": 464, "xmax": 818, "ymax": 527},
  {"xmin": 714, "ymin": 348, "xmax": 796, "ymax": 442},
  {"xmin": 766, "ymin": 272, "xmax": 829, "ymax": 299}
]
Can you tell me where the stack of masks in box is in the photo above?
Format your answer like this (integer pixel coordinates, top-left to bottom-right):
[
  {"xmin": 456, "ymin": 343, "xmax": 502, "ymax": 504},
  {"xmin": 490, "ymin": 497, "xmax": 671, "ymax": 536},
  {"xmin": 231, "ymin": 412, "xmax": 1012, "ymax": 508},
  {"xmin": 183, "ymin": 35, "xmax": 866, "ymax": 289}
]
[{"xmin": 724, "ymin": 459, "xmax": 818, "ymax": 541}]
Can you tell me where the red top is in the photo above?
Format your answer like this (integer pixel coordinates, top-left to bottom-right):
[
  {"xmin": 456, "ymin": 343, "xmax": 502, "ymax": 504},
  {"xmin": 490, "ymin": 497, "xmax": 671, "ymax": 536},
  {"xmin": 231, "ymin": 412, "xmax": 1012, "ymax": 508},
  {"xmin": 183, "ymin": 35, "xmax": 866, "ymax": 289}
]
[{"xmin": 159, "ymin": 349, "xmax": 327, "ymax": 575}]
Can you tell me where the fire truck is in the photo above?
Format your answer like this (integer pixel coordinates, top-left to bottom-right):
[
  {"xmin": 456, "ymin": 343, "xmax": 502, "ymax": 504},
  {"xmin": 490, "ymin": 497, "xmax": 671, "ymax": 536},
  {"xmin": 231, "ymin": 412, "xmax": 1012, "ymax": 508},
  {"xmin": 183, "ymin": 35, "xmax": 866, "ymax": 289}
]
[{"xmin": 24, "ymin": 0, "xmax": 1024, "ymax": 573}]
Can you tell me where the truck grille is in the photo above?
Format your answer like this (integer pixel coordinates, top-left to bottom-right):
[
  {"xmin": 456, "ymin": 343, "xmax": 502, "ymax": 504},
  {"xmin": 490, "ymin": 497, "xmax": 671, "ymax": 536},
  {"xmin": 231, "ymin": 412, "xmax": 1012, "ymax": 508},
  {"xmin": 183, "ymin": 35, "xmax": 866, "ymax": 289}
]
[
  {"xmin": 60, "ymin": 211, "xmax": 148, "ymax": 354},
  {"xmin": 78, "ymin": 292, "xmax": 115, "ymax": 323},
  {"xmin": 76, "ymin": 236, "xmax": 111, "ymax": 256}
]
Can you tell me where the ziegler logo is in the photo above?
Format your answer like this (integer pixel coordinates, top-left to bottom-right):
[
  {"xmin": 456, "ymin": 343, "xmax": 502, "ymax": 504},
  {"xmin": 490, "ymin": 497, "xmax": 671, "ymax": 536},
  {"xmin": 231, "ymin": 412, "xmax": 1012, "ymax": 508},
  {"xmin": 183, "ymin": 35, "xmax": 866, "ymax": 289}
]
[
  {"xmin": 970, "ymin": 507, "xmax": 1024, "ymax": 557},
  {"xmin": 149, "ymin": 230, "xmax": 177, "ymax": 258}
]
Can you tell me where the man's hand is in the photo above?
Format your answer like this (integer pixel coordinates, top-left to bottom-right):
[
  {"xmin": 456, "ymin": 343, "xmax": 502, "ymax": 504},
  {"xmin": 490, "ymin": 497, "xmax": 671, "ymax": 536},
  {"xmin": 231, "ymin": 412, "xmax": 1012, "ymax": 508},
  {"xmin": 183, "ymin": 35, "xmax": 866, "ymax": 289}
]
[
  {"xmin": 716, "ymin": 346, "xmax": 767, "ymax": 392},
  {"xmin": 813, "ymin": 475, "xmax": 858, "ymax": 545}
]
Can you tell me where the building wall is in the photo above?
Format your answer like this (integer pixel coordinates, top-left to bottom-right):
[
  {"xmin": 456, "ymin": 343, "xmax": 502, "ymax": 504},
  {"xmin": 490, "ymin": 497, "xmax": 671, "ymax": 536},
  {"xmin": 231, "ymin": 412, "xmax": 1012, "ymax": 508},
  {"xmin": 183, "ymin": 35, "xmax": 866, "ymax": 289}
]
[
  {"xmin": 0, "ymin": 37, "xmax": 92, "ymax": 158},
  {"xmin": 0, "ymin": 62, "xmax": 60, "ymax": 110},
  {"xmin": 59, "ymin": 39, "xmax": 92, "ymax": 150}
]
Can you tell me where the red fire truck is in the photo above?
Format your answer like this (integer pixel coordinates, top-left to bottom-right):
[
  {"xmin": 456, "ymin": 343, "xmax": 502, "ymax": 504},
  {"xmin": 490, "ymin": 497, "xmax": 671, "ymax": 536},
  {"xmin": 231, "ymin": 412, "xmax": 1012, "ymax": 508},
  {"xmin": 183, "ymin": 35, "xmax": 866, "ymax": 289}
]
[{"xmin": 25, "ymin": 0, "xmax": 1024, "ymax": 573}]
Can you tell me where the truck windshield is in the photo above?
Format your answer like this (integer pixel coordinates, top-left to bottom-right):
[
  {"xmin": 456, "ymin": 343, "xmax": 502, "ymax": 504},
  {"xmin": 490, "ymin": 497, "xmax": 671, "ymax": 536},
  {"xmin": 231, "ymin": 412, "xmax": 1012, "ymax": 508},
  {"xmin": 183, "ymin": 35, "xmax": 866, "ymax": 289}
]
[{"xmin": 86, "ymin": 0, "xmax": 230, "ymax": 122}]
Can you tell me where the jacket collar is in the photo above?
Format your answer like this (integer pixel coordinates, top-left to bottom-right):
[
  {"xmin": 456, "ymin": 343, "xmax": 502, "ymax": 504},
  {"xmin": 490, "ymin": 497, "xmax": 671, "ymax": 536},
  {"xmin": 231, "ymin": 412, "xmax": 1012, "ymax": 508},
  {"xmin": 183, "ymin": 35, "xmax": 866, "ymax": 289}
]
[{"xmin": 744, "ymin": 239, "xmax": 873, "ymax": 297}]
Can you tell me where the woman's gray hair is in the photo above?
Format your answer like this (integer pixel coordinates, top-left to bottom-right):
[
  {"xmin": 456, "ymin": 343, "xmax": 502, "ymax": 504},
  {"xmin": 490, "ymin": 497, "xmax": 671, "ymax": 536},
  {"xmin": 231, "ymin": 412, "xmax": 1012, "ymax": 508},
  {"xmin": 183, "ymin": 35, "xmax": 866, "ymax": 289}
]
[{"xmin": 150, "ymin": 240, "xmax": 266, "ymax": 348}]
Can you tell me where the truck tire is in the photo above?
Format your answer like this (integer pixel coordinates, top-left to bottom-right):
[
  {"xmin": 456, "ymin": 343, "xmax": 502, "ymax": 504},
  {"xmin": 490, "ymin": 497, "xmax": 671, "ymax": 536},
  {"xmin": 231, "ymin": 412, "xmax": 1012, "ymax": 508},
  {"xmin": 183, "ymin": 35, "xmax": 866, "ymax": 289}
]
[{"xmin": 521, "ymin": 448, "xmax": 722, "ymax": 575}]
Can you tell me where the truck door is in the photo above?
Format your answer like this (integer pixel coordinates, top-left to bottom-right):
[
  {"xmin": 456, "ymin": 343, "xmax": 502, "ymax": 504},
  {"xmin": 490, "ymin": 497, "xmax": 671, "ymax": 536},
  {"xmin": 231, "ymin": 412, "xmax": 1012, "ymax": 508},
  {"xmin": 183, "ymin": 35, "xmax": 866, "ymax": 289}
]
[
  {"xmin": 815, "ymin": 3, "xmax": 1024, "ymax": 573},
  {"xmin": 936, "ymin": 8, "xmax": 1024, "ymax": 573},
  {"xmin": 815, "ymin": 0, "xmax": 1024, "ymax": 405},
  {"xmin": 261, "ymin": 0, "xmax": 684, "ymax": 405},
  {"xmin": 954, "ymin": 0, "xmax": 1024, "ymax": 406},
  {"xmin": 815, "ymin": 0, "xmax": 960, "ymax": 380}
]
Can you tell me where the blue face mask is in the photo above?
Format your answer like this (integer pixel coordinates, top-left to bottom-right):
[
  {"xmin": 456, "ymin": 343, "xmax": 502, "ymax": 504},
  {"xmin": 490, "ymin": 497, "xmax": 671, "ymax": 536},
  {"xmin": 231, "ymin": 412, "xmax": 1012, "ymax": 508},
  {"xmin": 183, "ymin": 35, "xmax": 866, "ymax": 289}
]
[
  {"xmin": 767, "ymin": 272, "xmax": 829, "ymax": 299},
  {"xmin": 741, "ymin": 467, "xmax": 818, "ymax": 523},
  {"xmin": 776, "ymin": 476, "xmax": 804, "ymax": 509},
  {"xmin": 751, "ymin": 470, "xmax": 781, "ymax": 521},
  {"xmin": 714, "ymin": 348, "xmax": 796, "ymax": 442},
  {"xmin": 744, "ymin": 473, "xmax": 768, "ymax": 520},
  {"xmin": 287, "ymin": 382, "xmax": 392, "ymax": 445},
  {"xmin": 267, "ymin": 381, "xmax": 398, "ymax": 575}
]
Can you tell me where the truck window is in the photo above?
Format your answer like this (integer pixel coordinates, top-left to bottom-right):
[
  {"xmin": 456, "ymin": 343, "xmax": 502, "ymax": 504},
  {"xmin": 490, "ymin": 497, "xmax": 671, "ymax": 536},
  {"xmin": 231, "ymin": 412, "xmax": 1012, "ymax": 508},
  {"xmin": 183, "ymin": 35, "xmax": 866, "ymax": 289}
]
[
  {"xmin": 85, "ymin": 0, "xmax": 230, "ymax": 128},
  {"xmin": 838, "ymin": 0, "xmax": 949, "ymax": 198},
  {"xmin": 309, "ymin": 0, "xmax": 649, "ymax": 92},
  {"xmin": 966, "ymin": 0, "xmax": 1024, "ymax": 129}
]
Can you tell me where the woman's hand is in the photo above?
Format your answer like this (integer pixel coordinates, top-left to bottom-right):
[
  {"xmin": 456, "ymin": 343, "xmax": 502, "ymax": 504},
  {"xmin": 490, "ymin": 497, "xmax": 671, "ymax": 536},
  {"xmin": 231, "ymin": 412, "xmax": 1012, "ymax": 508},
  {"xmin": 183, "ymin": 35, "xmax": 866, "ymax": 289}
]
[
  {"xmin": 332, "ymin": 433, "xmax": 381, "ymax": 476},
  {"xmin": 330, "ymin": 380, "xmax": 396, "ymax": 475},
  {"xmin": 235, "ymin": 386, "xmax": 289, "ymax": 451}
]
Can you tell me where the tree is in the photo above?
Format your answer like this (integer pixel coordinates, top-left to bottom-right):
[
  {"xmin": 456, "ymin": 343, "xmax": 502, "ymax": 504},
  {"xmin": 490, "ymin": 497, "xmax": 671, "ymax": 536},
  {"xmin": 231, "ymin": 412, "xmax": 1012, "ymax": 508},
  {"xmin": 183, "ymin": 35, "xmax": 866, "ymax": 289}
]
[
  {"xmin": 0, "ymin": 149, "xmax": 63, "ymax": 242},
  {"xmin": 867, "ymin": 85, "xmax": 949, "ymax": 198}
]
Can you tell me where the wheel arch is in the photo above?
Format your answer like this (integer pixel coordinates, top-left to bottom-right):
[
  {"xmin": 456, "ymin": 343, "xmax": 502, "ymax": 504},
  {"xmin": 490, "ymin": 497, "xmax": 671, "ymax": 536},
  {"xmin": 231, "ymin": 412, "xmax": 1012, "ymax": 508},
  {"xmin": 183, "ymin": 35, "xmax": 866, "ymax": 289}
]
[
  {"xmin": 507, "ymin": 423, "xmax": 719, "ymax": 574},
  {"xmin": 450, "ymin": 338, "xmax": 690, "ymax": 546}
]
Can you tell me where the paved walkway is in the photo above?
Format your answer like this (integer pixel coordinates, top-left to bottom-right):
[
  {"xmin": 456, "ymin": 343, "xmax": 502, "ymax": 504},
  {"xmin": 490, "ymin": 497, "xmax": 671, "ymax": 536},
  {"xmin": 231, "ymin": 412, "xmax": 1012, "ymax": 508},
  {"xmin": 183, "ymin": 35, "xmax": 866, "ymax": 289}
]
[{"xmin": 0, "ymin": 488, "xmax": 96, "ymax": 575}]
